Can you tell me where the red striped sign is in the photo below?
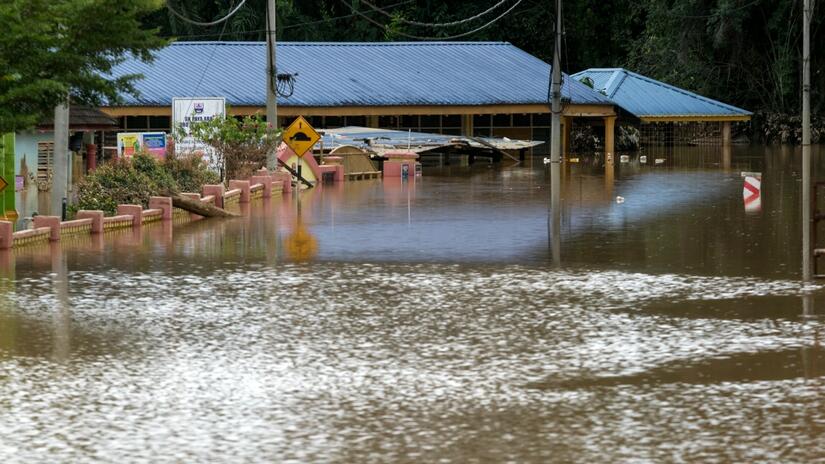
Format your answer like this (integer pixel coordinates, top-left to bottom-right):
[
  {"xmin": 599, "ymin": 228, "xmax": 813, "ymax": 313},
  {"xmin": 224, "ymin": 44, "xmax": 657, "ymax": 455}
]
[{"xmin": 743, "ymin": 176, "xmax": 761, "ymax": 213}]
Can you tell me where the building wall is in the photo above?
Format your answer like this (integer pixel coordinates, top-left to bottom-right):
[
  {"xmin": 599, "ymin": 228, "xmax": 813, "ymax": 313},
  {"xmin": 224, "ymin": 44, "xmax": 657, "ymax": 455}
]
[{"xmin": 15, "ymin": 131, "xmax": 57, "ymax": 220}]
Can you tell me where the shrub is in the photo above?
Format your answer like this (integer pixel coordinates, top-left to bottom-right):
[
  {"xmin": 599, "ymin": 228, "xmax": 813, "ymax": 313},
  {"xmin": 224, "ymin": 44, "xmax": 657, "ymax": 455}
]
[
  {"xmin": 163, "ymin": 152, "xmax": 219, "ymax": 193},
  {"xmin": 185, "ymin": 113, "xmax": 281, "ymax": 181},
  {"xmin": 72, "ymin": 152, "xmax": 217, "ymax": 216}
]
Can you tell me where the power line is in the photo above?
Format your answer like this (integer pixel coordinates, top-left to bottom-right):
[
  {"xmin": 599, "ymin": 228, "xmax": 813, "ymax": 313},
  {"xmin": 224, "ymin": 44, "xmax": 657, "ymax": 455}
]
[
  {"xmin": 663, "ymin": 0, "xmax": 762, "ymax": 19},
  {"xmin": 358, "ymin": 0, "xmax": 512, "ymax": 28},
  {"xmin": 160, "ymin": 0, "xmax": 414, "ymax": 40},
  {"xmin": 339, "ymin": 0, "xmax": 524, "ymax": 41},
  {"xmin": 166, "ymin": 0, "xmax": 248, "ymax": 27}
]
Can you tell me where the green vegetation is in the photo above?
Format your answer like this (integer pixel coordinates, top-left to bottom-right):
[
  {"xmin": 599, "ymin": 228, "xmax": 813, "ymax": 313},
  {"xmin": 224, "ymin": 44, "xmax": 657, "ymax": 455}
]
[
  {"xmin": 72, "ymin": 152, "xmax": 218, "ymax": 215},
  {"xmin": 0, "ymin": 0, "xmax": 166, "ymax": 134},
  {"xmin": 185, "ymin": 114, "xmax": 281, "ymax": 181},
  {"xmin": 149, "ymin": 0, "xmax": 823, "ymax": 116}
]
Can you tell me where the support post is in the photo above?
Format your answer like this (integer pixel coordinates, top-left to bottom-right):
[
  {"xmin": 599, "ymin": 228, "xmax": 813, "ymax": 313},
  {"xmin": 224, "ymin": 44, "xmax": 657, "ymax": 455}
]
[
  {"xmin": 461, "ymin": 114, "xmax": 474, "ymax": 137},
  {"xmin": 265, "ymin": 0, "xmax": 278, "ymax": 170},
  {"xmin": 604, "ymin": 116, "xmax": 616, "ymax": 161},
  {"xmin": 802, "ymin": 0, "xmax": 812, "ymax": 281},
  {"xmin": 562, "ymin": 117, "xmax": 571, "ymax": 157},
  {"xmin": 721, "ymin": 121, "xmax": 732, "ymax": 147}
]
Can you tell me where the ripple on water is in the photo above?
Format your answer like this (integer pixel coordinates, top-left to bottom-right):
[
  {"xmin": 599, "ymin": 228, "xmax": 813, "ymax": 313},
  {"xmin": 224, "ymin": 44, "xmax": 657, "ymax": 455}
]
[{"xmin": 0, "ymin": 263, "xmax": 823, "ymax": 462}]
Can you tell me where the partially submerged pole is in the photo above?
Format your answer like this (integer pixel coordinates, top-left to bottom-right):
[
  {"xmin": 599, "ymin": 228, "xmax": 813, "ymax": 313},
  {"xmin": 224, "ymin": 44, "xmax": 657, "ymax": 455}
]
[
  {"xmin": 51, "ymin": 100, "xmax": 70, "ymax": 220},
  {"xmin": 802, "ymin": 0, "xmax": 812, "ymax": 281},
  {"xmin": 265, "ymin": 0, "xmax": 278, "ymax": 170},
  {"xmin": 550, "ymin": 0, "xmax": 563, "ymax": 165},
  {"xmin": 549, "ymin": 0, "xmax": 563, "ymax": 265}
]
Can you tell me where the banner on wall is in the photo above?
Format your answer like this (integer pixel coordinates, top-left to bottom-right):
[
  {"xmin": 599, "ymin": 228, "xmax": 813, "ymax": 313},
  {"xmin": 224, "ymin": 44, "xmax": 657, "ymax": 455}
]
[
  {"xmin": 116, "ymin": 132, "xmax": 167, "ymax": 159},
  {"xmin": 171, "ymin": 97, "xmax": 225, "ymax": 166}
]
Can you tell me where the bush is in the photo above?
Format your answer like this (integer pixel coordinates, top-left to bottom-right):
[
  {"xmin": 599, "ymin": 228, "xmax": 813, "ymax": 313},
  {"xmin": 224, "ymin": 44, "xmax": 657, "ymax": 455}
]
[
  {"xmin": 72, "ymin": 152, "xmax": 218, "ymax": 216},
  {"xmin": 163, "ymin": 152, "xmax": 219, "ymax": 193},
  {"xmin": 185, "ymin": 113, "xmax": 281, "ymax": 181}
]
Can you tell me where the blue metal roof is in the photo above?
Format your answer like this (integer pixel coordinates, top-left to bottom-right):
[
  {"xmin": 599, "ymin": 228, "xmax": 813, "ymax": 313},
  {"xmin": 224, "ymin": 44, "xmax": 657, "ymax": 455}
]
[
  {"xmin": 109, "ymin": 41, "xmax": 613, "ymax": 108},
  {"xmin": 571, "ymin": 68, "xmax": 751, "ymax": 119}
]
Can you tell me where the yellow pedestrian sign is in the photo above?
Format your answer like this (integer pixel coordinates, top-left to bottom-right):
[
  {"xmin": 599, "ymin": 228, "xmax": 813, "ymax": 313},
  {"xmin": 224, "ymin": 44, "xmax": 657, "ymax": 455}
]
[{"xmin": 282, "ymin": 116, "xmax": 320, "ymax": 158}]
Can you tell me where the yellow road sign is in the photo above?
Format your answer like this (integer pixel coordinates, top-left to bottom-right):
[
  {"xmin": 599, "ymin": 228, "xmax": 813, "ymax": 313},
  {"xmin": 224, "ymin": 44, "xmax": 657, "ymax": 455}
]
[
  {"xmin": 0, "ymin": 176, "xmax": 7, "ymax": 193},
  {"xmin": 282, "ymin": 116, "xmax": 320, "ymax": 158}
]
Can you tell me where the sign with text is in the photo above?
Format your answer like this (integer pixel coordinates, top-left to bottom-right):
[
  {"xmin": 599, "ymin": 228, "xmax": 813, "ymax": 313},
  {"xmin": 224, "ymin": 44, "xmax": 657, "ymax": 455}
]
[
  {"xmin": 283, "ymin": 116, "xmax": 320, "ymax": 158},
  {"xmin": 172, "ymin": 97, "xmax": 226, "ymax": 164},
  {"xmin": 116, "ymin": 132, "xmax": 167, "ymax": 159}
]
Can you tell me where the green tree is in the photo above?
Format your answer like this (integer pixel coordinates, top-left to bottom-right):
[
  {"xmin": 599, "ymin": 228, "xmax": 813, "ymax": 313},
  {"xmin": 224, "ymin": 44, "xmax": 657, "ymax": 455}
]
[{"xmin": 0, "ymin": 0, "xmax": 167, "ymax": 134}]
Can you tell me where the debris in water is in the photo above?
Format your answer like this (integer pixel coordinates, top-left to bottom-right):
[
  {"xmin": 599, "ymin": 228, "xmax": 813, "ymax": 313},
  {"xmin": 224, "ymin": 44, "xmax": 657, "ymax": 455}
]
[{"xmin": 616, "ymin": 196, "xmax": 625, "ymax": 204}]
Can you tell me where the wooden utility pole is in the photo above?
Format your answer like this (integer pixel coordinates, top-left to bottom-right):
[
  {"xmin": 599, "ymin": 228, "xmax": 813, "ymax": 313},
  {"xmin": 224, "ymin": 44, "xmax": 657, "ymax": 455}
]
[
  {"xmin": 802, "ymin": 0, "xmax": 812, "ymax": 280},
  {"xmin": 266, "ymin": 0, "xmax": 278, "ymax": 170}
]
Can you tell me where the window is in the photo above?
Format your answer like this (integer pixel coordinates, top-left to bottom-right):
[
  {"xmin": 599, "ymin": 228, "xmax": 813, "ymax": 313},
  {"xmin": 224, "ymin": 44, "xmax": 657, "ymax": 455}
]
[{"xmin": 37, "ymin": 141, "xmax": 54, "ymax": 181}]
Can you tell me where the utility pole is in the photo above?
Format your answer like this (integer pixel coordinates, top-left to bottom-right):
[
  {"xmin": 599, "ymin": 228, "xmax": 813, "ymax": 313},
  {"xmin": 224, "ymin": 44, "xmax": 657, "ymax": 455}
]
[
  {"xmin": 550, "ymin": 0, "xmax": 562, "ymax": 165},
  {"xmin": 266, "ymin": 0, "xmax": 278, "ymax": 170},
  {"xmin": 802, "ymin": 0, "xmax": 812, "ymax": 281},
  {"xmin": 549, "ymin": 0, "xmax": 563, "ymax": 266},
  {"xmin": 51, "ymin": 100, "xmax": 69, "ymax": 219}
]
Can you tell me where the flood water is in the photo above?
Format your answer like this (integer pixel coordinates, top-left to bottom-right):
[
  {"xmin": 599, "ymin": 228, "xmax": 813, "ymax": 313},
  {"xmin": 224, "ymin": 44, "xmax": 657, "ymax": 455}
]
[{"xmin": 1, "ymin": 145, "xmax": 824, "ymax": 462}]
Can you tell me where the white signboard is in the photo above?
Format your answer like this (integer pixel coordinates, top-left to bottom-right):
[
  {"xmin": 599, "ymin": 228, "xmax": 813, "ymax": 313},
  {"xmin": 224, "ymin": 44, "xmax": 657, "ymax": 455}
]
[{"xmin": 172, "ymin": 97, "xmax": 226, "ymax": 164}]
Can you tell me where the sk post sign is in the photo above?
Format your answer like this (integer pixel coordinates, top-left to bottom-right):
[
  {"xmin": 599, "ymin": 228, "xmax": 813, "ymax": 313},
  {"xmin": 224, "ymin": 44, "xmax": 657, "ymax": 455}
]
[
  {"xmin": 283, "ymin": 116, "xmax": 320, "ymax": 157},
  {"xmin": 172, "ymin": 97, "xmax": 226, "ymax": 165}
]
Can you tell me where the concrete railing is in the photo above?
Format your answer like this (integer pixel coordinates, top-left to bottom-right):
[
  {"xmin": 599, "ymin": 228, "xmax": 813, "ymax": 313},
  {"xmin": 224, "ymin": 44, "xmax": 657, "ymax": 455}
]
[{"xmin": 0, "ymin": 171, "xmax": 286, "ymax": 250}]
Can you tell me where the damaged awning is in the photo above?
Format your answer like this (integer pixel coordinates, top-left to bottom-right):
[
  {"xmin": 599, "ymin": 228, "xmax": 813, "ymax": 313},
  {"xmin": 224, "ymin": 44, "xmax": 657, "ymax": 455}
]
[{"xmin": 317, "ymin": 126, "xmax": 543, "ymax": 157}]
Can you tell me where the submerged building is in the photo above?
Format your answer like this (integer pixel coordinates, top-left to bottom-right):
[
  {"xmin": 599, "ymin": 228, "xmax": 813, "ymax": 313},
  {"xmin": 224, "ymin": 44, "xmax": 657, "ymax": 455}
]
[{"xmin": 101, "ymin": 41, "xmax": 618, "ymax": 156}]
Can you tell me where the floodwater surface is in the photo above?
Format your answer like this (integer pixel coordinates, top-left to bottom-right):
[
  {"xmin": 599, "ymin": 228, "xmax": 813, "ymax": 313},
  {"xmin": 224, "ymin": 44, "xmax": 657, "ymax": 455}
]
[{"xmin": 1, "ymin": 145, "xmax": 824, "ymax": 462}]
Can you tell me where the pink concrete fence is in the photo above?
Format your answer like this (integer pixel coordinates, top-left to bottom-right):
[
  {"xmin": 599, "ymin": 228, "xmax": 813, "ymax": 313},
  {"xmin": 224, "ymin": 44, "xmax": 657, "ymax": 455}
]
[{"xmin": 0, "ymin": 173, "xmax": 285, "ymax": 250}]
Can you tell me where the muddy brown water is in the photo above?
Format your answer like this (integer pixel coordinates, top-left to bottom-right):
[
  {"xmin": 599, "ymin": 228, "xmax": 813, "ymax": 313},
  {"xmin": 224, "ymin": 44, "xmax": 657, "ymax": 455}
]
[{"xmin": 1, "ymin": 145, "xmax": 824, "ymax": 462}]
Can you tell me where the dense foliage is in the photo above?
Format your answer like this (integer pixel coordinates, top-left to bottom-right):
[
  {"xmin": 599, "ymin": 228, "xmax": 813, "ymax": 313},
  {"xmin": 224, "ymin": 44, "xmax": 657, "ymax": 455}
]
[
  {"xmin": 149, "ymin": 0, "xmax": 823, "ymax": 116},
  {"xmin": 73, "ymin": 152, "xmax": 218, "ymax": 215},
  {"xmin": 0, "ymin": 0, "xmax": 166, "ymax": 134},
  {"xmin": 185, "ymin": 114, "xmax": 281, "ymax": 181}
]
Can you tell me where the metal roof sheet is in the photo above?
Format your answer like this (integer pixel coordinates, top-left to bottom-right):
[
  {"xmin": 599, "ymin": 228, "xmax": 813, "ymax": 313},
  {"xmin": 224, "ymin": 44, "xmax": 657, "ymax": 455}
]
[
  {"xmin": 571, "ymin": 68, "xmax": 751, "ymax": 118},
  {"xmin": 109, "ymin": 41, "xmax": 613, "ymax": 108}
]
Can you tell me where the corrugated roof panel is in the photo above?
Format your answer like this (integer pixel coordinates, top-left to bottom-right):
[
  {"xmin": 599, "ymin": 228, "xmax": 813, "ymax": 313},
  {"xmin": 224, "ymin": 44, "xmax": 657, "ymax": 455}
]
[
  {"xmin": 109, "ymin": 41, "xmax": 613, "ymax": 107},
  {"xmin": 571, "ymin": 68, "xmax": 751, "ymax": 118}
]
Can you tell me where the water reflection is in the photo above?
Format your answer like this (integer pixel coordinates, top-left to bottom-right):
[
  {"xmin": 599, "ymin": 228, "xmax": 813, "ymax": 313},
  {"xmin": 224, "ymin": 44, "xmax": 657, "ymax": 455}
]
[{"xmin": 0, "ymin": 145, "xmax": 824, "ymax": 462}]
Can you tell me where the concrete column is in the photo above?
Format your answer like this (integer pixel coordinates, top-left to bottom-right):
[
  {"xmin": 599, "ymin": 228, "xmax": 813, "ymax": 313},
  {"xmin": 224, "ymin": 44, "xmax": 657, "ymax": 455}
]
[
  {"xmin": 367, "ymin": 115, "xmax": 379, "ymax": 128},
  {"xmin": 604, "ymin": 116, "xmax": 616, "ymax": 160},
  {"xmin": 461, "ymin": 114, "xmax": 473, "ymax": 136},
  {"xmin": 51, "ymin": 101, "xmax": 69, "ymax": 218},
  {"xmin": 722, "ymin": 121, "xmax": 732, "ymax": 146},
  {"xmin": 562, "ymin": 117, "xmax": 572, "ymax": 156}
]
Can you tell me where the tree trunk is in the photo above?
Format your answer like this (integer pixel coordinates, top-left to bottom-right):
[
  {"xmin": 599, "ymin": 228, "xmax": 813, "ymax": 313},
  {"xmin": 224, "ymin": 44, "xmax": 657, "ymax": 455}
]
[{"xmin": 164, "ymin": 192, "xmax": 240, "ymax": 218}]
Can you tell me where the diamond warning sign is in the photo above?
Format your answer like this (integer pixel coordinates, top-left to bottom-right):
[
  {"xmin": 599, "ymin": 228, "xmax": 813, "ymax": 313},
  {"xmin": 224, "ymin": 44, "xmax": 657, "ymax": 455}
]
[{"xmin": 282, "ymin": 116, "xmax": 320, "ymax": 158}]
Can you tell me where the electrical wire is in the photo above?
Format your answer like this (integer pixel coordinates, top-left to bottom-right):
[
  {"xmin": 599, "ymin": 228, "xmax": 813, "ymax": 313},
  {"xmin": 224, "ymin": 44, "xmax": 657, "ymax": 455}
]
[
  {"xmin": 358, "ymin": 0, "xmax": 512, "ymax": 28},
  {"xmin": 160, "ymin": 0, "xmax": 415, "ymax": 40},
  {"xmin": 663, "ymin": 0, "xmax": 762, "ymax": 19},
  {"xmin": 182, "ymin": 3, "xmax": 233, "ymax": 120},
  {"xmin": 166, "ymin": 0, "xmax": 248, "ymax": 27},
  {"xmin": 339, "ymin": 0, "xmax": 524, "ymax": 41}
]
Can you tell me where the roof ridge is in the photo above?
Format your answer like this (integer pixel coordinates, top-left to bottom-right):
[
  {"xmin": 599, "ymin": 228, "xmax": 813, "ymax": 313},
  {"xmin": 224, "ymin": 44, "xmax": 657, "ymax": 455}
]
[
  {"xmin": 618, "ymin": 68, "xmax": 751, "ymax": 114},
  {"xmin": 170, "ymin": 40, "xmax": 511, "ymax": 47}
]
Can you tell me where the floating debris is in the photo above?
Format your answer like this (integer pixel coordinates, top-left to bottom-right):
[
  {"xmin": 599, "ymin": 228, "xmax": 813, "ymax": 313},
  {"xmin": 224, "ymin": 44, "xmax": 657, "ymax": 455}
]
[{"xmin": 616, "ymin": 196, "xmax": 625, "ymax": 204}]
